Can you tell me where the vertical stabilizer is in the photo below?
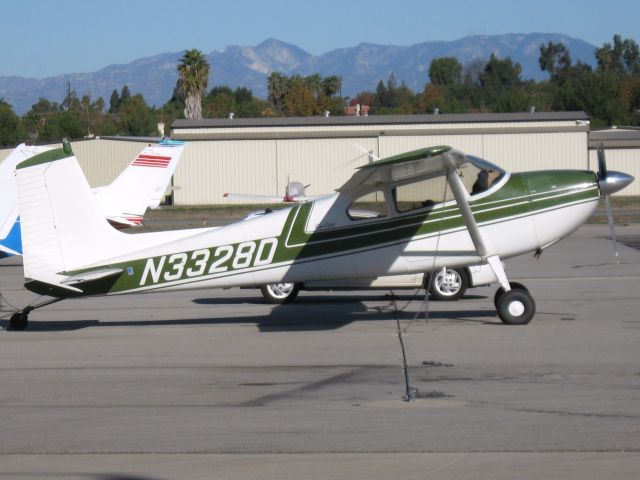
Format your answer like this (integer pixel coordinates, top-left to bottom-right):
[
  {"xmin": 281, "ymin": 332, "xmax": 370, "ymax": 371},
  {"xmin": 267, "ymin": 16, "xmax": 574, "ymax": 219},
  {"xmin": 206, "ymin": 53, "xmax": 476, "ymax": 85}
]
[
  {"xmin": 93, "ymin": 140, "xmax": 185, "ymax": 226},
  {"xmin": 15, "ymin": 146, "xmax": 127, "ymax": 280}
]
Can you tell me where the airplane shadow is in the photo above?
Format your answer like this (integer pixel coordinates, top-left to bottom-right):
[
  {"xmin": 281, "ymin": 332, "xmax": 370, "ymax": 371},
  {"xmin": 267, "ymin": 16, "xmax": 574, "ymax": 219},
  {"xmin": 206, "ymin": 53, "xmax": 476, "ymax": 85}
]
[
  {"xmin": 191, "ymin": 293, "xmax": 489, "ymax": 305},
  {"xmin": 0, "ymin": 299, "xmax": 498, "ymax": 333}
]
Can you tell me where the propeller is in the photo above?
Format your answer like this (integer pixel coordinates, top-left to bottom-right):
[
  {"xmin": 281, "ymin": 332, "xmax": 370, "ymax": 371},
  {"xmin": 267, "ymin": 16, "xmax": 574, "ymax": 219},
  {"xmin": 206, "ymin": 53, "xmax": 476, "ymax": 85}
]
[{"xmin": 596, "ymin": 145, "xmax": 635, "ymax": 264}]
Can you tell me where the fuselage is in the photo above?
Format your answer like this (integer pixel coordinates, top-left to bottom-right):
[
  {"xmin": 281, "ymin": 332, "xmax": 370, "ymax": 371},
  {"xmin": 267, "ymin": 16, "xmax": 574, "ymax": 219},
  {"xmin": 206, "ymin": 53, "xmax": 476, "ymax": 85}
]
[{"xmin": 34, "ymin": 169, "xmax": 600, "ymax": 298}]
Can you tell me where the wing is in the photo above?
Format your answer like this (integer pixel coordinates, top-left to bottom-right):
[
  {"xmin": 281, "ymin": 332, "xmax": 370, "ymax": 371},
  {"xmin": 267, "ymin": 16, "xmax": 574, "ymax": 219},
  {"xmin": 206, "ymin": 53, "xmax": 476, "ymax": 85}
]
[
  {"xmin": 223, "ymin": 193, "xmax": 288, "ymax": 202},
  {"xmin": 338, "ymin": 146, "xmax": 468, "ymax": 193}
]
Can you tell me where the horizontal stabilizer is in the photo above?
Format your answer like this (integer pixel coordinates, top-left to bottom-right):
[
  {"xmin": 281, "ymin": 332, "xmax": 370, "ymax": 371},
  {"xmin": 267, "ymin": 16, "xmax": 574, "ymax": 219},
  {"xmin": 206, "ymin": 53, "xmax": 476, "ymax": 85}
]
[{"xmin": 61, "ymin": 268, "xmax": 124, "ymax": 286}]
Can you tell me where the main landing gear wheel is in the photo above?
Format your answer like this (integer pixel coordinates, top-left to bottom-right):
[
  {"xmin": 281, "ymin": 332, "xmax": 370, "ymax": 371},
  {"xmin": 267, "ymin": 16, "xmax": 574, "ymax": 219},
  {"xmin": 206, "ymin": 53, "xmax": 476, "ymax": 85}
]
[
  {"xmin": 427, "ymin": 268, "xmax": 469, "ymax": 301},
  {"xmin": 494, "ymin": 285, "xmax": 535, "ymax": 325},
  {"xmin": 260, "ymin": 283, "xmax": 300, "ymax": 304}
]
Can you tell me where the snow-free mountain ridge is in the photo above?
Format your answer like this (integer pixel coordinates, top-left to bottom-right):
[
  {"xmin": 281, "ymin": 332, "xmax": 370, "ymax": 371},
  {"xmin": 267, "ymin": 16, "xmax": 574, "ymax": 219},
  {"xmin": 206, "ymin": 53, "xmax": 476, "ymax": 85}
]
[{"xmin": 0, "ymin": 33, "xmax": 597, "ymax": 115}]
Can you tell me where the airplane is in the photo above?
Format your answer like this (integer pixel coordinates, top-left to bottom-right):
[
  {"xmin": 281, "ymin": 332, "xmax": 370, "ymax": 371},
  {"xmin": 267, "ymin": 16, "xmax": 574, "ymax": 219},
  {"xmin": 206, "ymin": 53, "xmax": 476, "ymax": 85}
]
[
  {"xmin": 5, "ymin": 143, "xmax": 634, "ymax": 330},
  {"xmin": 224, "ymin": 178, "xmax": 312, "ymax": 203},
  {"xmin": 0, "ymin": 139, "xmax": 185, "ymax": 259}
]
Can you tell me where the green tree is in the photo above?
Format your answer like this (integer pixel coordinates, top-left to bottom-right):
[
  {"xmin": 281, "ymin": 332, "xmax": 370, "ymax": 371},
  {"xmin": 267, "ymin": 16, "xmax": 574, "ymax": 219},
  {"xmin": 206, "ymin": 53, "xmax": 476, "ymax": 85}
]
[
  {"xmin": 119, "ymin": 94, "xmax": 157, "ymax": 136},
  {"xmin": 177, "ymin": 49, "xmax": 211, "ymax": 119},
  {"xmin": 233, "ymin": 87, "xmax": 271, "ymax": 117},
  {"xmin": 203, "ymin": 86, "xmax": 235, "ymax": 118},
  {"xmin": 61, "ymin": 82, "xmax": 80, "ymax": 112},
  {"xmin": 539, "ymin": 42, "xmax": 572, "ymax": 80},
  {"xmin": 479, "ymin": 54, "xmax": 522, "ymax": 91},
  {"xmin": 322, "ymin": 76, "xmax": 341, "ymax": 97},
  {"xmin": 39, "ymin": 111, "xmax": 84, "ymax": 141},
  {"xmin": 479, "ymin": 54, "xmax": 524, "ymax": 110},
  {"xmin": 234, "ymin": 87, "xmax": 253, "ymax": 104},
  {"xmin": 0, "ymin": 99, "xmax": 26, "ymax": 146},
  {"xmin": 596, "ymin": 35, "xmax": 640, "ymax": 75},
  {"xmin": 120, "ymin": 85, "xmax": 131, "ymax": 104},
  {"xmin": 429, "ymin": 57, "xmax": 463, "ymax": 86},
  {"xmin": 108, "ymin": 89, "xmax": 121, "ymax": 113},
  {"xmin": 283, "ymin": 80, "xmax": 320, "ymax": 116},
  {"xmin": 267, "ymin": 72, "xmax": 288, "ymax": 113}
]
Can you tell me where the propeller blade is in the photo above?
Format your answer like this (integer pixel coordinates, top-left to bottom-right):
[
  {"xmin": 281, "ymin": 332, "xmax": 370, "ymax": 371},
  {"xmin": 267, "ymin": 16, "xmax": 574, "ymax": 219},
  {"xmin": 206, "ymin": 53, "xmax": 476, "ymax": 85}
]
[
  {"xmin": 604, "ymin": 194, "xmax": 620, "ymax": 264},
  {"xmin": 597, "ymin": 144, "xmax": 607, "ymax": 180}
]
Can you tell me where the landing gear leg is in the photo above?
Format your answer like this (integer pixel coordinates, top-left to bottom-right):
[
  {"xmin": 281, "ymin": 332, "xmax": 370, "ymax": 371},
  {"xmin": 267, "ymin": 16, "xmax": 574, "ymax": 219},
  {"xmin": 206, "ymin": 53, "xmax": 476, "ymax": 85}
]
[{"xmin": 7, "ymin": 298, "xmax": 64, "ymax": 331}]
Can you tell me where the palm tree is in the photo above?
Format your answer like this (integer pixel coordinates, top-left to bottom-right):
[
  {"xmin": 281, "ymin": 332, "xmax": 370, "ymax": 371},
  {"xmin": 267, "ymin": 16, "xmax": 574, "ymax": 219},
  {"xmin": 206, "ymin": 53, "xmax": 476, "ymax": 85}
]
[{"xmin": 177, "ymin": 49, "xmax": 211, "ymax": 119}]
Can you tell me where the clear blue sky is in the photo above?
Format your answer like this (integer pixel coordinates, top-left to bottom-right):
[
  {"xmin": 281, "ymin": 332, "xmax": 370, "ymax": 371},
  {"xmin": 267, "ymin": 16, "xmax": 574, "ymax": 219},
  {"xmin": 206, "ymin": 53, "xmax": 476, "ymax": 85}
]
[{"xmin": 2, "ymin": 0, "xmax": 639, "ymax": 78}]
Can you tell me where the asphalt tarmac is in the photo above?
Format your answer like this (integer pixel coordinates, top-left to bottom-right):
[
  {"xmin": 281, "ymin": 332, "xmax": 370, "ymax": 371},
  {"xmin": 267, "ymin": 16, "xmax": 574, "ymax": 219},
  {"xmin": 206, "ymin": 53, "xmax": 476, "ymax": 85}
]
[{"xmin": 1, "ymin": 224, "xmax": 639, "ymax": 479}]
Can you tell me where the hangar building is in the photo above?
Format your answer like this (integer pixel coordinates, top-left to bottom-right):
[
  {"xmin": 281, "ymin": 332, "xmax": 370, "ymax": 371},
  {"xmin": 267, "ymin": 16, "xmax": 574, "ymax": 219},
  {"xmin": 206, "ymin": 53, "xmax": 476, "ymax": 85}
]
[{"xmin": 2, "ymin": 111, "xmax": 638, "ymax": 203}]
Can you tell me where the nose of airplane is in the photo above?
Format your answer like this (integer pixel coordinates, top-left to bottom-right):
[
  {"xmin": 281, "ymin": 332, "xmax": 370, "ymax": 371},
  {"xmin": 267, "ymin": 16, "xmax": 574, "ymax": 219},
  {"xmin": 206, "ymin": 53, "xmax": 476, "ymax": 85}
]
[{"xmin": 598, "ymin": 171, "xmax": 635, "ymax": 196}]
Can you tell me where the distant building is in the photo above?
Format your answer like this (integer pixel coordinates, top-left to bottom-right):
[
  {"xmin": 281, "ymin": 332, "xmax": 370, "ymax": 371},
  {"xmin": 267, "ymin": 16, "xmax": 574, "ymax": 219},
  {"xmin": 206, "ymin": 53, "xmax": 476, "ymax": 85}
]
[{"xmin": 2, "ymin": 112, "xmax": 637, "ymax": 205}]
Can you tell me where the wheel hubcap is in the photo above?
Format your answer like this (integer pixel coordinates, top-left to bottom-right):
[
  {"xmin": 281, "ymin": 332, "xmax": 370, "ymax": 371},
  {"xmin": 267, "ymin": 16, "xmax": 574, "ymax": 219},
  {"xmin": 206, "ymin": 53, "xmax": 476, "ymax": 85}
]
[
  {"xmin": 508, "ymin": 300, "xmax": 525, "ymax": 317},
  {"xmin": 435, "ymin": 271, "xmax": 461, "ymax": 295},
  {"xmin": 268, "ymin": 283, "xmax": 294, "ymax": 298}
]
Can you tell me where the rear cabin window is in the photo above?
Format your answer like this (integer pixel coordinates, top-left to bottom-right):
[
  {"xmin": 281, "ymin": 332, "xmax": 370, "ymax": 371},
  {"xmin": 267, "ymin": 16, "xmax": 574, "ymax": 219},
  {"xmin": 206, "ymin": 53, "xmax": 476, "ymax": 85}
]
[
  {"xmin": 347, "ymin": 191, "xmax": 388, "ymax": 220},
  {"xmin": 393, "ymin": 176, "xmax": 454, "ymax": 213}
]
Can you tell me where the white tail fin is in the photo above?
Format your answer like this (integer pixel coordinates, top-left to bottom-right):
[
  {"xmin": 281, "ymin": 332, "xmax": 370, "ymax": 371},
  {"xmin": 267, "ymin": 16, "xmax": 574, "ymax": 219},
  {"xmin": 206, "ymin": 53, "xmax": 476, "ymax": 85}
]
[
  {"xmin": 15, "ymin": 145, "xmax": 132, "ymax": 280},
  {"xmin": 93, "ymin": 140, "xmax": 185, "ymax": 226}
]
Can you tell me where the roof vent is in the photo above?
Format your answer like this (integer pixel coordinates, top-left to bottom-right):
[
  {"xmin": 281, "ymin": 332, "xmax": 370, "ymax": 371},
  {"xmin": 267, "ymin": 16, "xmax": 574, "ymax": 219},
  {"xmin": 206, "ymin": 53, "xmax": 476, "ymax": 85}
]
[{"xmin": 228, "ymin": 112, "xmax": 235, "ymax": 119}]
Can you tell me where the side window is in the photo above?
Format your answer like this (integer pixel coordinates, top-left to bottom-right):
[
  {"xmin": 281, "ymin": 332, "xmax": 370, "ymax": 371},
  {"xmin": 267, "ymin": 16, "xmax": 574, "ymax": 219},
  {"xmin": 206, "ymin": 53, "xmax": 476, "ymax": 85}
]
[
  {"xmin": 393, "ymin": 176, "xmax": 454, "ymax": 213},
  {"xmin": 347, "ymin": 191, "xmax": 388, "ymax": 220}
]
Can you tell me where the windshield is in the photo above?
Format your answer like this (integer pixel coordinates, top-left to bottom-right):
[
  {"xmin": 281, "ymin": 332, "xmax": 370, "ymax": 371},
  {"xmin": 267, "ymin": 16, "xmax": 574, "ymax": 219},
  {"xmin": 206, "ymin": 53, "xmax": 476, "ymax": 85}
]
[{"xmin": 463, "ymin": 155, "xmax": 506, "ymax": 196}]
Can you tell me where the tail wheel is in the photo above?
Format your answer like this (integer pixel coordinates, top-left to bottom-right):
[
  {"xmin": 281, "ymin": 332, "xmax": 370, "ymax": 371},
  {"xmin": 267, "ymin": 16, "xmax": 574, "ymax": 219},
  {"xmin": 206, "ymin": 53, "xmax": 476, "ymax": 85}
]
[
  {"xmin": 495, "ymin": 286, "xmax": 535, "ymax": 325},
  {"xmin": 260, "ymin": 283, "xmax": 300, "ymax": 304},
  {"xmin": 9, "ymin": 311, "xmax": 29, "ymax": 331}
]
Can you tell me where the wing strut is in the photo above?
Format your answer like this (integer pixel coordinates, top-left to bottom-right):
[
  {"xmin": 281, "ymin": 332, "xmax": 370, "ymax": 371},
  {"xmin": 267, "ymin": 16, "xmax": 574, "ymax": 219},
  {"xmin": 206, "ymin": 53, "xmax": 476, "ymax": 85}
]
[{"xmin": 446, "ymin": 165, "xmax": 511, "ymax": 292}]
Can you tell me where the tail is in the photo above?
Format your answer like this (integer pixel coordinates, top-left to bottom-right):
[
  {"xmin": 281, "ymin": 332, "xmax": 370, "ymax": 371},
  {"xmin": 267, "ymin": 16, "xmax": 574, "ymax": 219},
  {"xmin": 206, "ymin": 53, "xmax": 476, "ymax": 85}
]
[
  {"xmin": 93, "ymin": 140, "xmax": 185, "ymax": 227},
  {"xmin": 0, "ymin": 144, "xmax": 54, "ymax": 256},
  {"xmin": 15, "ymin": 143, "xmax": 133, "ymax": 289}
]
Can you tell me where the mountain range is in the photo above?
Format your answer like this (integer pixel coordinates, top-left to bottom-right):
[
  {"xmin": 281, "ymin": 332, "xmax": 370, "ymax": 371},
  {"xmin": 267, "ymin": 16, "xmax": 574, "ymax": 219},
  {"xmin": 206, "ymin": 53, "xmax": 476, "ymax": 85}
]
[{"xmin": 0, "ymin": 33, "xmax": 597, "ymax": 115}]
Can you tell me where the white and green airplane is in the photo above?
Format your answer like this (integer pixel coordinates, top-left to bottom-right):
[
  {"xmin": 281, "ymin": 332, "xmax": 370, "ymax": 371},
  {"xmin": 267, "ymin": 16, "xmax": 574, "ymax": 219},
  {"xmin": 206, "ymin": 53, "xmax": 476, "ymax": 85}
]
[{"xmin": 7, "ymin": 142, "xmax": 634, "ymax": 330}]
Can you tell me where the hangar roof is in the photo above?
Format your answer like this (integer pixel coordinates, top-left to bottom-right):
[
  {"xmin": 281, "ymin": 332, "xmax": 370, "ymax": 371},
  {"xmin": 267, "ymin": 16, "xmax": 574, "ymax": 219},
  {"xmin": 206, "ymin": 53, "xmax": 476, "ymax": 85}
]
[
  {"xmin": 173, "ymin": 111, "xmax": 589, "ymax": 129},
  {"xmin": 589, "ymin": 128, "xmax": 640, "ymax": 149},
  {"xmin": 171, "ymin": 111, "xmax": 590, "ymax": 141}
]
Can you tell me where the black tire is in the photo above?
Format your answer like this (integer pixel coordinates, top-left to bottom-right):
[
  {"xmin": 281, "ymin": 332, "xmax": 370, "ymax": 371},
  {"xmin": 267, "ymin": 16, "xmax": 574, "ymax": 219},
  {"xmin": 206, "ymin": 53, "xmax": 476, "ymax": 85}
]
[
  {"xmin": 427, "ymin": 268, "xmax": 469, "ymax": 301},
  {"xmin": 260, "ymin": 283, "xmax": 301, "ymax": 304},
  {"xmin": 496, "ymin": 287, "xmax": 536, "ymax": 325},
  {"xmin": 9, "ymin": 312, "xmax": 29, "ymax": 331},
  {"xmin": 493, "ymin": 281, "xmax": 529, "ymax": 306}
]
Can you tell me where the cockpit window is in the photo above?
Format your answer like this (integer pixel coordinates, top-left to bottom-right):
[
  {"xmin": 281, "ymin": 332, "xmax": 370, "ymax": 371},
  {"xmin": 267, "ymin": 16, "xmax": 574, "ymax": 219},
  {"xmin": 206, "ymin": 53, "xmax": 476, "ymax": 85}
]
[
  {"xmin": 463, "ymin": 155, "xmax": 506, "ymax": 196},
  {"xmin": 348, "ymin": 191, "xmax": 388, "ymax": 220},
  {"xmin": 393, "ymin": 176, "xmax": 454, "ymax": 213}
]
